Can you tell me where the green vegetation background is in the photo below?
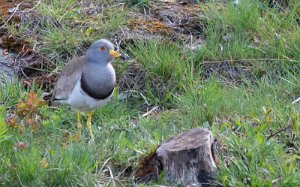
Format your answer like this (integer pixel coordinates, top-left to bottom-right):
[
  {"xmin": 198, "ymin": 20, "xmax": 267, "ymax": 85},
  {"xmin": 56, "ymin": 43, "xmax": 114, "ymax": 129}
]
[{"xmin": 0, "ymin": 0, "xmax": 299, "ymax": 186}]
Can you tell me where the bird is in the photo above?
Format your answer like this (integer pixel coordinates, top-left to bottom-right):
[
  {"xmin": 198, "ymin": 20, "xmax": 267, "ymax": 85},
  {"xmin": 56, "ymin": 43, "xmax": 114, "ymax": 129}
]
[{"xmin": 52, "ymin": 39, "xmax": 126, "ymax": 143}]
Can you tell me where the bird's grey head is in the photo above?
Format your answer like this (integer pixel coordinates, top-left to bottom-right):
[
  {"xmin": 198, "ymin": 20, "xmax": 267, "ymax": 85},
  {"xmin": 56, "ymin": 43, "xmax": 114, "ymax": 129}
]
[{"xmin": 86, "ymin": 39, "xmax": 121, "ymax": 64}]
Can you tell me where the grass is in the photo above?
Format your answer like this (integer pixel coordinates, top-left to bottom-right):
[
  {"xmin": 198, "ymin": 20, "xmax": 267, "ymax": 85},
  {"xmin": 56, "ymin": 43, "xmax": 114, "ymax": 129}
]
[
  {"xmin": 1, "ymin": 0, "xmax": 300, "ymax": 186},
  {"xmin": 40, "ymin": 24, "xmax": 81, "ymax": 59},
  {"xmin": 37, "ymin": 0, "xmax": 78, "ymax": 21},
  {"xmin": 123, "ymin": 0, "xmax": 150, "ymax": 8},
  {"xmin": 127, "ymin": 41, "xmax": 190, "ymax": 106},
  {"xmin": 196, "ymin": 0, "xmax": 300, "ymax": 62}
]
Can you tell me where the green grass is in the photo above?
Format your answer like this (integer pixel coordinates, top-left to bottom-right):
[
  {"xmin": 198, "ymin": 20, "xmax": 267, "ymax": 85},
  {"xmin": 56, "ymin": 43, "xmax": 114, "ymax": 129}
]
[
  {"xmin": 196, "ymin": 0, "xmax": 300, "ymax": 62},
  {"xmin": 1, "ymin": 76, "xmax": 299, "ymax": 186},
  {"xmin": 0, "ymin": 107, "xmax": 8, "ymax": 143},
  {"xmin": 1, "ymin": 0, "xmax": 300, "ymax": 186},
  {"xmin": 37, "ymin": 0, "xmax": 78, "ymax": 21},
  {"xmin": 40, "ymin": 24, "xmax": 81, "ymax": 59},
  {"xmin": 129, "ymin": 41, "xmax": 186, "ymax": 80},
  {"xmin": 123, "ymin": 0, "xmax": 150, "ymax": 8},
  {"xmin": 127, "ymin": 41, "xmax": 191, "ymax": 106}
]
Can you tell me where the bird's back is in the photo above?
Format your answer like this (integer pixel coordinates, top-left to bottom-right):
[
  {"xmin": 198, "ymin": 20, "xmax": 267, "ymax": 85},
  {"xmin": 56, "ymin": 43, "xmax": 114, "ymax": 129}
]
[{"xmin": 53, "ymin": 56, "xmax": 86, "ymax": 101}]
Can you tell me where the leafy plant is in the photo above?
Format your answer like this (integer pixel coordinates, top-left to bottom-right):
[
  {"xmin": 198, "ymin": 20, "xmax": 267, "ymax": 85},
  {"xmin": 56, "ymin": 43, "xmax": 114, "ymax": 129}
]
[
  {"xmin": 6, "ymin": 92, "xmax": 46, "ymax": 131},
  {"xmin": 0, "ymin": 107, "xmax": 8, "ymax": 142}
]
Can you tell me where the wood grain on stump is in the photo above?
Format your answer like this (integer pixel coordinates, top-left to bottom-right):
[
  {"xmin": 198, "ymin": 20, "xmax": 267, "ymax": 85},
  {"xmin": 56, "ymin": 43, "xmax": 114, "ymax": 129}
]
[{"xmin": 135, "ymin": 128, "xmax": 217, "ymax": 186}]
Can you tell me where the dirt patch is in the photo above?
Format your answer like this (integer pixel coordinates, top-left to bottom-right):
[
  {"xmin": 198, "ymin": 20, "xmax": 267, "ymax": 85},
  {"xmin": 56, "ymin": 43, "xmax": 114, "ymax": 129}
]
[
  {"xmin": 152, "ymin": 2, "xmax": 204, "ymax": 35},
  {"xmin": 0, "ymin": 1, "xmax": 59, "ymax": 90},
  {"xmin": 0, "ymin": 0, "xmax": 18, "ymax": 18},
  {"xmin": 0, "ymin": 34, "xmax": 57, "ymax": 90},
  {"xmin": 0, "ymin": 0, "xmax": 33, "ymax": 23},
  {"xmin": 118, "ymin": 63, "xmax": 147, "ymax": 92},
  {"xmin": 202, "ymin": 60, "xmax": 256, "ymax": 84},
  {"xmin": 16, "ymin": 52, "xmax": 57, "ymax": 90},
  {"xmin": 0, "ymin": 35, "xmax": 31, "ymax": 52},
  {"xmin": 111, "ymin": 1, "xmax": 205, "ymax": 47}
]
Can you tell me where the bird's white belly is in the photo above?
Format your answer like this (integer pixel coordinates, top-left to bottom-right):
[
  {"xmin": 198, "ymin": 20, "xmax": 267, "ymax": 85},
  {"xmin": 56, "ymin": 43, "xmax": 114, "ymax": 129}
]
[{"xmin": 66, "ymin": 81, "xmax": 113, "ymax": 111}]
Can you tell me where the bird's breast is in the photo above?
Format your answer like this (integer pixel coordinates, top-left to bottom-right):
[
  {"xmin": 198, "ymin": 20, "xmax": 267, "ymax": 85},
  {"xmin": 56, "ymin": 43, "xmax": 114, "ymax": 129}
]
[{"xmin": 80, "ymin": 63, "xmax": 116, "ymax": 100}]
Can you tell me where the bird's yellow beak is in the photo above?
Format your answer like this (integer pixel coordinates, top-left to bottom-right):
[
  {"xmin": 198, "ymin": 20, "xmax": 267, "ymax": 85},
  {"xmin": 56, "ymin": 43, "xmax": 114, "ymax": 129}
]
[
  {"xmin": 109, "ymin": 50, "xmax": 121, "ymax": 58},
  {"xmin": 109, "ymin": 50, "xmax": 127, "ymax": 60}
]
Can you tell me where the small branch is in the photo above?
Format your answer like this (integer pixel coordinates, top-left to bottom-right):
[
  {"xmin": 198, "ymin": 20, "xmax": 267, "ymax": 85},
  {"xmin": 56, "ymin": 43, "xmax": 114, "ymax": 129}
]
[
  {"xmin": 267, "ymin": 125, "xmax": 290, "ymax": 140},
  {"xmin": 5, "ymin": 2, "xmax": 23, "ymax": 23},
  {"xmin": 292, "ymin": 97, "xmax": 300, "ymax": 104},
  {"xmin": 142, "ymin": 106, "xmax": 159, "ymax": 117},
  {"xmin": 272, "ymin": 177, "xmax": 283, "ymax": 185},
  {"xmin": 27, "ymin": 0, "xmax": 41, "ymax": 12}
]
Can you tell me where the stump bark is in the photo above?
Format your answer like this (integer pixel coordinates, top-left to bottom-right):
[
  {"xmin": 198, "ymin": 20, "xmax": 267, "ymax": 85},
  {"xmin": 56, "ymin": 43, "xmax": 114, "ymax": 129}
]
[
  {"xmin": 156, "ymin": 128, "xmax": 216, "ymax": 186},
  {"xmin": 135, "ymin": 128, "xmax": 217, "ymax": 186}
]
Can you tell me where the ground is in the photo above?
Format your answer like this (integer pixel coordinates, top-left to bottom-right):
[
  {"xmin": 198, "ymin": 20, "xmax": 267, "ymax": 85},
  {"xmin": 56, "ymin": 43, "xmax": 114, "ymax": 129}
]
[{"xmin": 0, "ymin": 0, "xmax": 299, "ymax": 186}]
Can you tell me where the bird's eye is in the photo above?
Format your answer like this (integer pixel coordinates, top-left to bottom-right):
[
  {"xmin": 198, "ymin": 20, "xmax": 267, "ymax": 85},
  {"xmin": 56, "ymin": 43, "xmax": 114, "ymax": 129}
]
[{"xmin": 100, "ymin": 47, "xmax": 106, "ymax": 51}]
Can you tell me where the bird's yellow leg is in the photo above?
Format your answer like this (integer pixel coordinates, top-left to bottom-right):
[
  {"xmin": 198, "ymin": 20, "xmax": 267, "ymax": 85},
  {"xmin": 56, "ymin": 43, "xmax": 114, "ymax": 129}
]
[
  {"xmin": 86, "ymin": 111, "xmax": 94, "ymax": 143},
  {"xmin": 73, "ymin": 111, "xmax": 82, "ymax": 141}
]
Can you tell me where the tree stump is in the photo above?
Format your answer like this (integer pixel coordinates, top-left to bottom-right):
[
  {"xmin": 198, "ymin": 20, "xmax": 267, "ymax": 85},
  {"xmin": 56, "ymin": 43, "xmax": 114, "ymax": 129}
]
[
  {"xmin": 156, "ymin": 128, "xmax": 216, "ymax": 186},
  {"xmin": 135, "ymin": 128, "xmax": 217, "ymax": 186}
]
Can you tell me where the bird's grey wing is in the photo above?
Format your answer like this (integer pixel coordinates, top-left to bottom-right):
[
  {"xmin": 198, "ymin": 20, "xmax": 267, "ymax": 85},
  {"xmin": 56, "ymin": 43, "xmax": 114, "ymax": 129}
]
[{"xmin": 53, "ymin": 56, "xmax": 86, "ymax": 100}]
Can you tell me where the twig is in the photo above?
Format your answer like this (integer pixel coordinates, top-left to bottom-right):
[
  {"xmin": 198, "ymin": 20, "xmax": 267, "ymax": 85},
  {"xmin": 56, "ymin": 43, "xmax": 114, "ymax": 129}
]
[
  {"xmin": 292, "ymin": 97, "xmax": 300, "ymax": 104},
  {"xmin": 142, "ymin": 106, "xmax": 159, "ymax": 117},
  {"xmin": 267, "ymin": 125, "xmax": 290, "ymax": 140},
  {"xmin": 5, "ymin": 2, "xmax": 23, "ymax": 23},
  {"xmin": 106, "ymin": 166, "xmax": 115, "ymax": 186},
  {"xmin": 26, "ymin": 0, "xmax": 41, "ymax": 12},
  {"xmin": 272, "ymin": 177, "xmax": 283, "ymax": 184},
  {"xmin": 111, "ymin": 3, "xmax": 125, "ymax": 9}
]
